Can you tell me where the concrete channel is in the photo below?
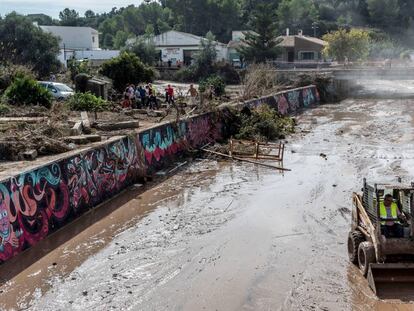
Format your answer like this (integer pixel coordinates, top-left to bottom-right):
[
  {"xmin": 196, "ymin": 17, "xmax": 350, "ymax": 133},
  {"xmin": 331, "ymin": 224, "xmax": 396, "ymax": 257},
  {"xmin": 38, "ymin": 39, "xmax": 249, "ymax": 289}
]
[{"xmin": 2, "ymin": 84, "xmax": 414, "ymax": 309}]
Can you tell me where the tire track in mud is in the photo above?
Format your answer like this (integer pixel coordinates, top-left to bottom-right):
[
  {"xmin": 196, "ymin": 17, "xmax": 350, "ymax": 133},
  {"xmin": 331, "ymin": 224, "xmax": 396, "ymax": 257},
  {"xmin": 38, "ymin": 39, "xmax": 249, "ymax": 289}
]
[{"xmin": 28, "ymin": 161, "xmax": 261, "ymax": 311}]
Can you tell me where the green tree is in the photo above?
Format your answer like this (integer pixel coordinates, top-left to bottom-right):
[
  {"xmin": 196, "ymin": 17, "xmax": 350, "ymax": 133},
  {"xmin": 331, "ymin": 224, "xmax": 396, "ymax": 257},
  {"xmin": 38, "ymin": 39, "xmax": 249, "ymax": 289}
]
[
  {"xmin": 126, "ymin": 38, "xmax": 159, "ymax": 65},
  {"xmin": 26, "ymin": 14, "xmax": 54, "ymax": 26},
  {"xmin": 195, "ymin": 31, "xmax": 218, "ymax": 76},
  {"xmin": 113, "ymin": 30, "xmax": 132, "ymax": 49},
  {"xmin": 165, "ymin": 0, "xmax": 240, "ymax": 42},
  {"xmin": 277, "ymin": 0, "xmax": 319, "ymax": 35},
  {"xmin": 84, "ymin": 10, "xmax": 96, "ymax": 19},
  {"xmin": 238, "ymin": 3, "xmax": 282, "ymax": 63},
  {"xmin": 59, "ymin": 8, "xmax": 80, "ymax": 26},
  {"xmin": 322, "ymin": 28, "xmax": 371, "ymax": 61},
  {"xmin": 367, "ymin": 0, "xmax": 400, "ymax": 27},
  {"xmin": 100, "ymin": 52, "xmax": 154, "ymax": 91},
  {"xmin": 0, "ymin": 13, "xmax": 60, "ymax": 77}
]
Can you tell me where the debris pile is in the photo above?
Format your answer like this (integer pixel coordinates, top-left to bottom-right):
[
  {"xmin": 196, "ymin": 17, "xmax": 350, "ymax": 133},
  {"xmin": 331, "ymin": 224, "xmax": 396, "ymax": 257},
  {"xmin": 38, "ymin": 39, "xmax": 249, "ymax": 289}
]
[{"xmin": 0, "ymin": 120, "xmax": 71, "ymax": 161}]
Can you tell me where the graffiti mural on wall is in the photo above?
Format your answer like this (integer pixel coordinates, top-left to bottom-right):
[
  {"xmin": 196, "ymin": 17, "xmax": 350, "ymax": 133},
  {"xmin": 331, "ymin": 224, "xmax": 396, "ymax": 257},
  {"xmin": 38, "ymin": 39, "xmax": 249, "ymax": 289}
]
[
  {"xmin": 0, "ymin": 164, "xmax": 70, "ymax": 262},
  {"xmin": 66, "ymin": 136, "xmax": 141, "ymax": 211},
  {"xmin": 0, "ymin": 135, "xmax": 143, "ymax": 262},
  {"xmin": 302, "ymin": 88, "xmax": 316, "ymax": 107},
  {"xmin": 187, "ymin": 114, "xmax": 222, "ymax": 147},
  {"xmin": 244, "ymin": 86, "xmax": 320, "ymax": 115},
  {"xmin": 287, "ymin": 90, "xmax": 300, "ymax": 113},
  {"xmin": 140, "ymin": 122, "xmax": 187, "ymax": 167},
  {"xmin": 0, "ymin": 86, "xmax": 318, "ymax": 264},
  {"xmin": 277, "ymin": 94, "xmax": 289, "ymax": 116}
]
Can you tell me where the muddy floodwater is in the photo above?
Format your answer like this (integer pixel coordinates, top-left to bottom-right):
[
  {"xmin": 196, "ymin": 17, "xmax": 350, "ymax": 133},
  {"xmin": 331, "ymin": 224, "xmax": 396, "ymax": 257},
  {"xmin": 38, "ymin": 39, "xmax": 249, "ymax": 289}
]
[{"xmin": 2, "ymin": 98, "xmax": 414, "ymax": 310}]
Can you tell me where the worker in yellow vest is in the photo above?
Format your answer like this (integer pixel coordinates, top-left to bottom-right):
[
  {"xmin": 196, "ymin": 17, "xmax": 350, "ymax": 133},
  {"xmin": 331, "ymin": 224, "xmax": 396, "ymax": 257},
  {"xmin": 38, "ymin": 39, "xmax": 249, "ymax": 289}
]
[{"xmin": 380, "ymin": 194, "xmax": 405, "ymax": 238}]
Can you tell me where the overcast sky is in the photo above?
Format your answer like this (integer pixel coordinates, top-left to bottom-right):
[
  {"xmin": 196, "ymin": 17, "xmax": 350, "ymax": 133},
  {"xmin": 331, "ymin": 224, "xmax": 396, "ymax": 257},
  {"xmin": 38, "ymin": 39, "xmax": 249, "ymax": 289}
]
[{"xmin": 1, "ymin": 0, "xmax": 144, "ymax": 18}]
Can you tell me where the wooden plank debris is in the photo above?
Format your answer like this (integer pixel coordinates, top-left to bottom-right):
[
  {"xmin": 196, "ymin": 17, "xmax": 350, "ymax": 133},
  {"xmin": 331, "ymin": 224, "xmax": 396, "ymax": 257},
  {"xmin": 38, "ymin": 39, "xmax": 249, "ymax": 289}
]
[{"xmin": 201, "ymin": 148, "xmax": 290, "ymax": 171}]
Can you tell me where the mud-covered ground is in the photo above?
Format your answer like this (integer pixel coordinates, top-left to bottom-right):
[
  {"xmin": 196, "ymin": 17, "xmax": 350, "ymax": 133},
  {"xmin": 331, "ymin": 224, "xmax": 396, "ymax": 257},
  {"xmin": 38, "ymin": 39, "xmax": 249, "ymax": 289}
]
[{"xmin": 2, "ymin": 97, "xmax": 414, "ymax": 310}]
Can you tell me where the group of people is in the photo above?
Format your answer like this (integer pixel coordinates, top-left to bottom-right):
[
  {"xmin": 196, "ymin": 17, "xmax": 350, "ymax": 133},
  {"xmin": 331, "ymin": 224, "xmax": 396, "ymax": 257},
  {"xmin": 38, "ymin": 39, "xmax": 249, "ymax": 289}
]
[
  {"xmin": 121, "ymin": 83, "xmax": 159, "ymax": 110},
  {"xmin": 121, "ymin": 83, "xmax": 199, "ymax": 110}
]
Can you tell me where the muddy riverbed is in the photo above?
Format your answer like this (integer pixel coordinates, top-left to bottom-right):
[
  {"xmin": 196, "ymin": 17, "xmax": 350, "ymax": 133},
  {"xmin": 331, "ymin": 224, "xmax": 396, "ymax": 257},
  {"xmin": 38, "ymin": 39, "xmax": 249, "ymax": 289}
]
[{"xmin": 2, "ymin": 98, "xmax": 414, "ymax": 310}]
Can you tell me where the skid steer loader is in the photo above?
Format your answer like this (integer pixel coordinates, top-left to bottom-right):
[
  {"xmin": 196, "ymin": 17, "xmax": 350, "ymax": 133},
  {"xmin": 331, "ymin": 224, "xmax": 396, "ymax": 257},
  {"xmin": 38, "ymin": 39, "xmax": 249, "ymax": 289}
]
[{"xmin": 348, "ymin": 179, "xmax": 414, "ymax": 299}]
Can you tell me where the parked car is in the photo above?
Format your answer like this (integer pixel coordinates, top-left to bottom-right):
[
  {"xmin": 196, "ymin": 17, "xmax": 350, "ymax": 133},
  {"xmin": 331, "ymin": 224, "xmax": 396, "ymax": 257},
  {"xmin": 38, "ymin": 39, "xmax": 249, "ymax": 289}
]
[{"xmin": 38, "ymin": 82, "xmax": 74, "ymax": 100}]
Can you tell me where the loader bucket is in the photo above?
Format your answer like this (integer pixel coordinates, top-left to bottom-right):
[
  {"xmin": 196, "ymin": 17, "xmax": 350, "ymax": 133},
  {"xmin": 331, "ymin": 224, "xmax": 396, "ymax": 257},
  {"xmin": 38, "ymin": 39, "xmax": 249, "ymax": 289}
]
[{"xmin": 368, "ymin": 263, "xmax": 414, "ymax": 299}]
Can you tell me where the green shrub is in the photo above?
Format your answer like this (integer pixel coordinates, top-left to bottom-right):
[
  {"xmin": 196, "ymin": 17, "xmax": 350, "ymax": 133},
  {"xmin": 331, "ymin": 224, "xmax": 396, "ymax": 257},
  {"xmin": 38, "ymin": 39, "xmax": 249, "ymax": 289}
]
[
  {"xmin": 74, "ymin": 73, "xmax": 91, "ymax": 93},
  {"xmin": 100, "ymin": 52, "xmax": 154, "ymax": 91},
  {"xmin": 68, "ymin": 92, "xmax": 108, "ymax": 111},
  {"xmin": 235, "ymin": 105, "xmax": 295, "ymax": 141},
  {"xmin": 0, "ymin": 65, "xmax": 35, "ymax": 94},
  {"xmin": 199, "ymin": 75, "xmax": 226, "ymax": 97},
  {"xmin": 68, "ymin": 59, "xmax": 91, "ymax": 82},
  {"xmin": 174, "ymin": 66, "xmax": 197, "ymax": 82},
  {"xmin": 3, "ymin": 76, "xmax": 52, "ymax": 108},
  {"xmin": 215, "ymin": 63, "xmax": 240, "ymax": 84},
  {"xmin": 0, "ymin": 103, "xmax": 10, "ymax": 115}
]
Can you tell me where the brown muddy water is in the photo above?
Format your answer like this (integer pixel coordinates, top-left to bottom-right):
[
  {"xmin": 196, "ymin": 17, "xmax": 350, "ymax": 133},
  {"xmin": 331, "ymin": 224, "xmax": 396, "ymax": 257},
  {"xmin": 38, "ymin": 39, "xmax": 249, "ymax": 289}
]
[{"xmin": 2, "ymin": 98, "xmax": 414, "ymax": 310}]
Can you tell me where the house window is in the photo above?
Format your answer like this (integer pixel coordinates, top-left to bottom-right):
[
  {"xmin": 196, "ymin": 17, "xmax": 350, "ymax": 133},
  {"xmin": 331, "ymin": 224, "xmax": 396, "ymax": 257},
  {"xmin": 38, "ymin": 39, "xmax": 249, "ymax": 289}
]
[
  {"xmin": 92, "ymin": 36, "xmax": 95, "ymax": 43},
  {"xmin": 300, "ymin": 52, "xmax": 315, "ymax": 60}
]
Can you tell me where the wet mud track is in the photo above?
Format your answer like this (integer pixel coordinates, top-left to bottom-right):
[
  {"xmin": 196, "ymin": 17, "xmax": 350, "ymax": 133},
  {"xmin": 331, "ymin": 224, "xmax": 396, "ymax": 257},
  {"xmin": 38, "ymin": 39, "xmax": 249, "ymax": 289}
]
[{"xmin": 2, "ymin": 98, "xmax": 414, "ymax": 310}]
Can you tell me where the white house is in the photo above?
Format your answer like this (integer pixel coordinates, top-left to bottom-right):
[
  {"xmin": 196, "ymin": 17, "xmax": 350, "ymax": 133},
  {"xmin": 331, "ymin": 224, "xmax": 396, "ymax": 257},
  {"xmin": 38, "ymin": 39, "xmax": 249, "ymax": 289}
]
[
  {"xmin": 39, "ymin": 25, "xmax": 119, "ymax": 67},
  {"xmin": 39, "ymin": 25, "xmax": 99, "ymax": 50},
  {"xmin": 150, "ymin": 30, "xmax": 228, "ymax": 66}
]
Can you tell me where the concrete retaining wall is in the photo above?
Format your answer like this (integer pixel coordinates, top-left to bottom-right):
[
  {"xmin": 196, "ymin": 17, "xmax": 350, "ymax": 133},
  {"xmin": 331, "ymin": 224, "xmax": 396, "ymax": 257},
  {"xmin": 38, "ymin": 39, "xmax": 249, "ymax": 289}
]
[
  {"xmin": 0, "ymin": 86, "xmax": 319, "ymax": 264},
  {"xmin": 242, "ymin": 85, "xmax": 320, "ymax": 114}
]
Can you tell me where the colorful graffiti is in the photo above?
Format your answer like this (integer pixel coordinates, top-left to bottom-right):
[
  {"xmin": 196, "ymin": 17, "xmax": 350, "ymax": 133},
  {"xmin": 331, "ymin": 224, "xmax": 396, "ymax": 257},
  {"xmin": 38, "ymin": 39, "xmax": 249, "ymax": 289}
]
[
  {"xmin": 0, "ymin": 86, "xmax": 318, "ymax": 264},
  {"xmin": 66, "ymin": 136, "xmax": 141, "ymax": 211},
  {"xmin": 0, "ymin": 164, "xmax": 70, "ymax": 262},
  {"xmin": 277, "ymin": 95, "xmax": 289, "ymax": 116},
  {"xmin": 288, "ymin": 90, "xmax": 300, "ymax": 113},
  {"xmin": 187, "ymin": 114, "xmax": 222, "ymax": 147},
  {"xmin": 302, "ymin": 88, "xmax": 316, "ymax": 108},
  {"xmin": 244, "ymin": 86, "xmax": 319, "ymax": 115},
  {"xmin": 140, "ymin": 122, "xmax": 187, "ymax": 167}
]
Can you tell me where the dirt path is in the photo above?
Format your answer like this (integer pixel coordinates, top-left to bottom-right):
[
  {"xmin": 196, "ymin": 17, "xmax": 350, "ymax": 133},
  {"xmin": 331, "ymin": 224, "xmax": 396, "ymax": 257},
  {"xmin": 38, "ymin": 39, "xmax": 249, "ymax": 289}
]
[{"xmin": 2, "ymin": 98, "xmax": 414, "ymax": 310}]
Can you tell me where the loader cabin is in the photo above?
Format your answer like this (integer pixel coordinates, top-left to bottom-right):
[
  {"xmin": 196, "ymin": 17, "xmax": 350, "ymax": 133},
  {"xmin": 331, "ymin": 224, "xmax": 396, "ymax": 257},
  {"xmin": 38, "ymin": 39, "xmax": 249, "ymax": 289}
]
[
  {"xmin": 350, "ymin": 181, "xmax": 414, "ymax": 299},
  {"xmin": 361, "ymin": 182, "xmax": 414, "ymax": 240}
]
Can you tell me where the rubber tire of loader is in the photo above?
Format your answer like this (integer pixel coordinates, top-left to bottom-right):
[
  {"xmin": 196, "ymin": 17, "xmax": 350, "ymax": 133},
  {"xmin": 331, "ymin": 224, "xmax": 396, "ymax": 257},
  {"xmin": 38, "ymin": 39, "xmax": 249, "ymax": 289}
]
[
  {"xmin": 348, "ymin": 230, "xmax": 365, "ymax": 264},
  {"xmin": 358, "ymin": 241, "xmax": 375, "ymax": 276}
]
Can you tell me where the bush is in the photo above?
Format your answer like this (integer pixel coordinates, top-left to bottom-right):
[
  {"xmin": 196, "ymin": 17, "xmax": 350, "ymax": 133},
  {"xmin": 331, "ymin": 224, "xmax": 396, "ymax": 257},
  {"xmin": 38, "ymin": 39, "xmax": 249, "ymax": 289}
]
[
  {"xmin": 175, "ymin": 63, "xmax": 240, "ymax": 85},
  {"xmin": 100, "ymin": 52, "xmax": 154, "ymax": 92},
  {"xmin": 235, "ymin": 105, "xmax": 295, "ymax": 141},
  {"xmin": 0, "ymin": 103, "xmax": 10, "ymax": 115},
  {"xmin": 74, "ymin": 73, "xmax": 91, "ymax": 93},
  {"xmin": 3, "ymin": 76, "xmax": 52, "ymax": 108},
  {"xmin": 215, "ymin": 63, "xmax": 240, "ymax": 84},
  {"xmin": 68, "ymin": 59, "xmax": 91, "ymax": 82},
  {"xmin": 0, "ymin": 65, "xmax": 35, "ymax": 94},
  {"xmin": 68, "ymin": 92, "xmax": 108, "ymax": 111},
  {"xmin": 199, "ymin": 75, "xmax": 226, "ymax": 97},
  {"xmin": 126, "ymin": 38, "xmax": 159, "ymax": 66},
  {"xmin": 174, "ymin": 66, "xmax": 197, "ymax": 82}
]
